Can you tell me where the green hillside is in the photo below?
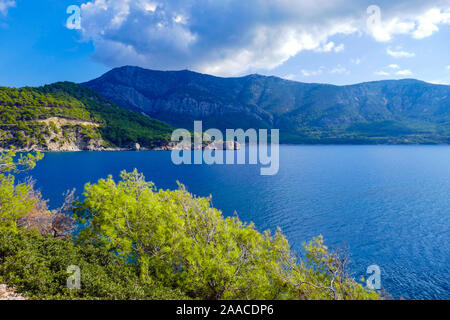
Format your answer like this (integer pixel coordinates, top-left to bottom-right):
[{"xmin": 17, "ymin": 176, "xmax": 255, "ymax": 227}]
[{"xmin": 0, "ymin": 82, "xmax": 174, "ymax": 150}]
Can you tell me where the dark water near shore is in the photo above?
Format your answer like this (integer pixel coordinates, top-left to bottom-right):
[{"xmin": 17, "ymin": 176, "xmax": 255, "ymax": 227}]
[{"xmin": 20, "ymin": 145, "xmax": 450, "ymax": 299}]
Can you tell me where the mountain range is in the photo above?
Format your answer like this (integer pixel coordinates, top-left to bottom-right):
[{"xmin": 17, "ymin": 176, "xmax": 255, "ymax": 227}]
[
  {"xmin": 2, "ymin": 65, "xmax": 450, "ymax": 151},
  {"xmin": 84, "ymin": 66, "xmax": 450, "ymax": 144}
]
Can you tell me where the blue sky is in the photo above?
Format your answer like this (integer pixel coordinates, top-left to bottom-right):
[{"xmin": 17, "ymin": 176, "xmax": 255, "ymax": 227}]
[{"xmin": 0, "ymin": 0, "xmax": 449, "ymax": 87}]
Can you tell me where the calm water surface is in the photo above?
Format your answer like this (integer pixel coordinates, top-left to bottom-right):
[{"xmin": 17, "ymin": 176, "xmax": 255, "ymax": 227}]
[{"xmin": 20, "ymin": 145, "xmax": 450, "ymax": 300}]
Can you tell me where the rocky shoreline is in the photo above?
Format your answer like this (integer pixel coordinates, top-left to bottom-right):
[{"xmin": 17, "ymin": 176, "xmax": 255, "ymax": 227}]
[
  {"xmin": 0, "ymin": 284, "xmax": 26, "ymax": 300},
  {"xmin": 153, "ymin": 141, "xmax": 241, "ymax": 151},
  {"xmin": 0, "ymin": 141, "xmax": 241, "ymax": 153}
]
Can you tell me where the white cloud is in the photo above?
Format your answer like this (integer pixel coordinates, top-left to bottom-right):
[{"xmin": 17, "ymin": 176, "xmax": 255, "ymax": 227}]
[
  {"xmin": 396, "ymin": 69, "xmax": 413, "ymax": 76},
  {"xmin": 0, "ymin": 0, "xmax": 15, "ymax": 16},
  {"xmin": 447, "ymin": 65, "xmax": 450, "ymax": 70},
  {"xmin": 375, "ymin": 64, "xmax": 407, "ymax": 76},
  {"xmin": 330, "ymin": 65, "xmax": 349, "ymax": 74},
  {"xmin": 137, "ymin": 0, "xmax": 157, "ymax": 12},
  {"xmin": 387, "ymin": 47, "xmax": 415, "ymax": 58},
  {"xmin": 301, "ymin": 66, "xmax": 325, "ymax": 77},
  {"xmin": 282, "ymin": 74, "xmax": 296, "ymax": 80},
  {"xmin": 192, "ymin": 23, "xmax": 356, "ymax": 76},
  {"xmin": 375, "ymin": 71, "xmax": 390, "ymax": 76},
  {"xmin": 351, "ymin": 58, "xmax": 361, "ymax": 65},
  {"xmin": 316, "ymin": 41, "xmax": 345, "ymax": 53},
  {"xmin": 413, "ymin": 8, "xmax": 450, "ymax": 39},
  {"xmin": 173, "ymin": 14, "xmax": 187, "ymax": 25},
  {"xmin": 77, "ymin": 0, "xmax": 450, "ymax": 76},
  {"xmin": 334, "ymin": 43, "xmax": 345, "ymax": 52},
  {"xmin": 78, "ymin": 0, "xmax": 362, "ymax": 76},
  {"xmin": 368, "ymin": 18, "xmax": 415, "ymax": 42},
  {"xmin": 367, "ymin": 6, "xmax": 450, "ymax": 42},
  {"xmin": 426, "ymin": 79, "xmax": 450, "ymax": 85},
  {"xmin": 317, "ymin": 41, "xmax": 335, "ymax": 52}
]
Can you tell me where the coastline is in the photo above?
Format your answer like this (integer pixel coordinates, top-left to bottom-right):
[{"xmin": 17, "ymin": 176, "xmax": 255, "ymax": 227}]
[
  {"xmin": 4, "ymin": 141, "xmax": 450, "ymax": 153},
  {"xmin": 0, "ymin": 141, "xmax": 241, "ymax": 153}
]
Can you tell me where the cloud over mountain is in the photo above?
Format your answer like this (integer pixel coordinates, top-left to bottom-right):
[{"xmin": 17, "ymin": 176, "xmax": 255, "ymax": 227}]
[{"xmin": 79, "ymin": 0, "xmax": 450, "ymax": 76}]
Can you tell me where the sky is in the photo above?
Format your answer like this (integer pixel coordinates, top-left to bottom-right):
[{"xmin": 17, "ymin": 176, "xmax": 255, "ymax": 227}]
[{"xmin": 0, "ymin": 0, "xmax": 449, "ymax": 87}]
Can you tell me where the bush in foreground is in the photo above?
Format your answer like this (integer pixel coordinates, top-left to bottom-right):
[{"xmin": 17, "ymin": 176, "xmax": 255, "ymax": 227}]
[
  {"xmin": 0, "ymin": 150, "xmax": 43, "ymax": 233},
  {"xmin": 0, "ymin": 151, "xmax": 380, "ymax": 300},
  {"xmin": 73, "ymin": 170, "xmax": 381, "ymax": 300},
  {"xmin": 0, "ymin": 230, "xmax": 187, "ymax": 300}
]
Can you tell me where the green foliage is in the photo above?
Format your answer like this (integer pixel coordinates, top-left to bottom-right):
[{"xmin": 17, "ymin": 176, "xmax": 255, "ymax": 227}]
[
  {"xmin": 0, "ymin": 230, "xmax": 188, "ymax": 300},
  {"xmin": 48, "ymin": 121, "xmax": 59, "ymax": 134},
  {"xmin": 0, "ymin": 150, "xmax": 43, "ymax": 233},
  {"xmin": 0, "ymin": 86, "xmax": 91, "ymax": 123},
  {"xmin": 40, "ymin": 82, "xmax": 174, "ymax": 148},
  {"xmin": 0, "ymin": 83, "xmax": 174, "ymax": 149},
  {"xmin": 0, "ymin": 86, "xmax": 90, "ymax": 148},
  {"xmin": 0, "ymin": 152, "xmax": 184, "ymax": 300},
  {"xmin": 73, "ymin": 170, "xmax": 381, "ymax": 300},
  {"xmin": 0, "ymin": 149, "xmax": 43, "ymax": 173},
  {"xmin": 0, "ymin": 175, "xmax": 34, "ymax": 233},
  {"xmin": 293, "ymin": 236, "xmax": 380, "ymax": 300}
]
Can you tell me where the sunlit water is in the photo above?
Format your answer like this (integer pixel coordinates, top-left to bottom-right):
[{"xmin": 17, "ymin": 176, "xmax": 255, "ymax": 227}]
[{"xmin": 19, "ymin": 145, "xmax": 450, "ymax": 299}]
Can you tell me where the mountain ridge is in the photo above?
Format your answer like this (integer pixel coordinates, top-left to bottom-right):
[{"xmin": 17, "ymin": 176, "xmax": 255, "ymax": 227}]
[
  {"xmin": 89, "ymin": 65, "xmax": 441, "ymax": 87},
  {"xmin": 84, "ymin": 66, "xmax": 450, "ymax": 144}
]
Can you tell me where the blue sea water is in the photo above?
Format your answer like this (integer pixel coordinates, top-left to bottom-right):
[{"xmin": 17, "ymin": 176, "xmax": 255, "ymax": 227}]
[{"xmin": 19, "ymin": 145, "xmax": 450, "ymax": 300}]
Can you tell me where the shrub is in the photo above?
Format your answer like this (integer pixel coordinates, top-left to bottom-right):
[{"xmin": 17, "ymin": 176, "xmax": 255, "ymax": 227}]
[
  {"xmin": 0, "ymin": 150, "xmax": 43, "ymax": 233},
  {"xmin": 0, "ymin": 174, "xmax": 33, "ymax": 233},
  {"xmin": 0, "ymin": 230, "xmax": 188, "ymax": 300},
  {"xmin": 17, "ymin": 184, "xmax": 76, "ymax": 238},
  {"xmin": 73, "ymin": 170, "xmax": 381, "ymax": 300}
]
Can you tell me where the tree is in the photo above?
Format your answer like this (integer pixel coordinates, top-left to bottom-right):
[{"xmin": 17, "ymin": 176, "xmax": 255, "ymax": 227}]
[
  {"xmin": 0, "ymin": 230, "xmax": 187, "ymax": 300},
  {"xmin": 0, "ymin": 150, "xmax": 43, "ymax": 233},
  {"xmin": 73, "ymin": 170, "xmax": 381, "ymax": 300},
  {"xmin": 0, "ymin": 149, "xmax": 43, "ymax": 174}
]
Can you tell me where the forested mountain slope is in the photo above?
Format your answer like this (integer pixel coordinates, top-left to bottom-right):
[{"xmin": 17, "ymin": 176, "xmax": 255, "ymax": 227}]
[{"xmin": 0, "ymin": 82, "xmax": 174, "ymax": 151}]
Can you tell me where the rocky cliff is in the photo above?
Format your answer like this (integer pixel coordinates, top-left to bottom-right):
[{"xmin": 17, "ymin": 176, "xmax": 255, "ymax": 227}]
[{"xmin": 0, "ymin": 117, "xmax": 109, "ymax": 152}]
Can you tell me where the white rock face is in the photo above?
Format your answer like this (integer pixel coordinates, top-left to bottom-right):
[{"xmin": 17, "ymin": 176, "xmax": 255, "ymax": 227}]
[
  {"xmin": 0, "ymin": 284, "xmax": 26, "ymax": 300},
  {"xmin": 1, "ymin": 117, "xmax": 109, "ymax": 152}
]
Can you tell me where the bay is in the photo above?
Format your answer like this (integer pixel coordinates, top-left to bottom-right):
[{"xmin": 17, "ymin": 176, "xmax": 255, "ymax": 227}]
[{"xmin": 20, "ymin": 145, "xmax": 450, "ymax": 300}]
